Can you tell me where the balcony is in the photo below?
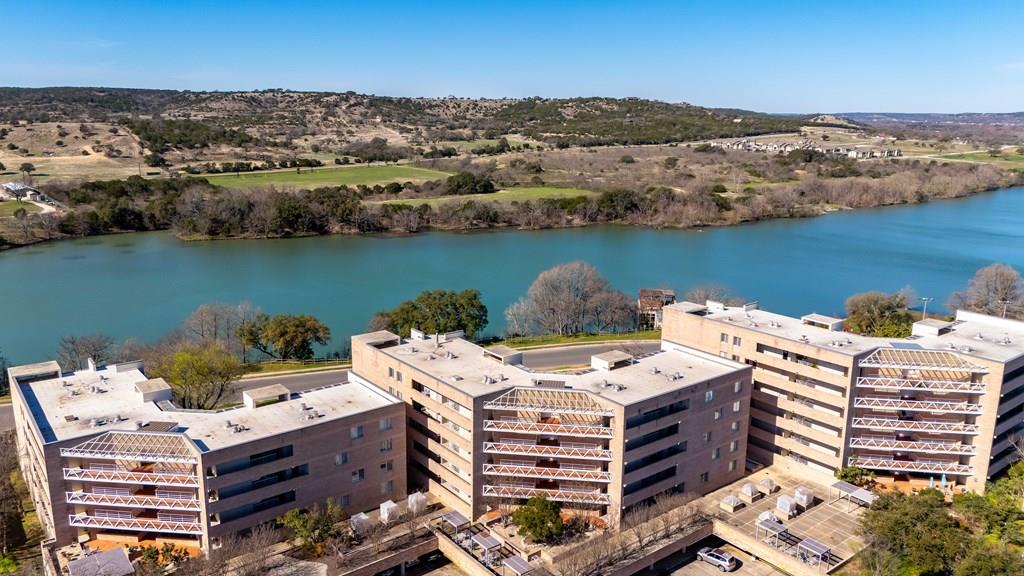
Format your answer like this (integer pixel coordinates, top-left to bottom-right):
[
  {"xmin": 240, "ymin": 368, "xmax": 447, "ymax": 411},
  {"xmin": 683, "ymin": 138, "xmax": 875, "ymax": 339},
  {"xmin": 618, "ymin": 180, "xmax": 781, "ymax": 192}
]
[
  {"xmin": 848, "ymin": 437, "xmax": 976, "ymax": 455},
  {"xmin": 481, "ymin": 484, "xmax": 610, "ymax": 505},
  {"xmin": 482, "ymin": 441, "xmax": 612, "ymax": 461},
  {"xmin": 848, "ymin": 456, "xmax": 973, "ymax": 475},
  {"xmin": 65, "ymin": 491, "xmax": 201, "ymax": 511},
  {"xmin": 63, "ymin": 467, "xmax": 200, "ymax": 488},
  {"xmin": 856, "ymin": 377, "xmax": 986, "ymax": 394},
  {"xmin": 482, "ymin": 420, "xmax": 613, "ymax": 439},
  {"xmin": 482, "ymin": 463, "xmax": 611, "ymax": 482},
  {"xmin": 854, "ymin": 397, "xmax": 983, "ymax": 415},
  {"xmin": 68, "ymin": 513, "xmax": 204, "ymax": 535},
  {"xmin": 851, "ymin": 417, "xmax": 979, "ymax": 435}
]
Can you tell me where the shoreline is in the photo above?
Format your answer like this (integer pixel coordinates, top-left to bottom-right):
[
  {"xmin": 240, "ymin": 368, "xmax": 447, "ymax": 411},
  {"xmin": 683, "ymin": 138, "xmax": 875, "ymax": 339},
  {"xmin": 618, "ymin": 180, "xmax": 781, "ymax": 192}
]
[{"xmin": 1, "ymin": 181, "xmax": 1021, "ymax": 253}]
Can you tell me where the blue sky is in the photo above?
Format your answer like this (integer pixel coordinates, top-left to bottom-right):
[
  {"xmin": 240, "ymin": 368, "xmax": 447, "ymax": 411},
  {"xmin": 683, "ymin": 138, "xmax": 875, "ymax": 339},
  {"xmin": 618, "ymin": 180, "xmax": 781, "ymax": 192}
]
[{"xmin": 5, "ymin": 1, "xmax": 1022, "ymax": 113}]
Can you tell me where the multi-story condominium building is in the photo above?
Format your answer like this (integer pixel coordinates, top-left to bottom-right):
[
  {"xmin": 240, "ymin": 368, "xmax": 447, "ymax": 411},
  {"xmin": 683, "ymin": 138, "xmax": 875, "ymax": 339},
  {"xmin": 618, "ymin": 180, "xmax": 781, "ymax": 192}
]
[
  {"xmin": 351, "ymin": 330, "xmax": 752, "ymax": 527},
  {"xmin": 8, "ymin": 359, "xmax": 406, "ymax": 552},
  {"xmin": 664, "ymin": 300, "xmax": 1024, "ymax": 494}
]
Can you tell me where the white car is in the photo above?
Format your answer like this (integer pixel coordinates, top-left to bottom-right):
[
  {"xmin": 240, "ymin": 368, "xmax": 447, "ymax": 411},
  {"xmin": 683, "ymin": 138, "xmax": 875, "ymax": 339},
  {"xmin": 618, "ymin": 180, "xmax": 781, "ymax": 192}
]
[{"xmin": 696, "ymin": 547, "xmax": 738, "ymax": 572}]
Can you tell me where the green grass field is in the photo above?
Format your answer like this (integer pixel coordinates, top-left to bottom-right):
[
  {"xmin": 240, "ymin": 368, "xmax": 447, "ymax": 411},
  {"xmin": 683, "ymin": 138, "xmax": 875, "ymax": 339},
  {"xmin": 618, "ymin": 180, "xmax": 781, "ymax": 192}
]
[
  {"xmin": 376, "ymin": 186, "xmax": 596, "ymax": 207},
  {"xmin": 204, "ymin": 165, "xmax": 452, "ymax": 189},
  {"xmin": 937, "ymin": 151, "xmax": 1024, "ymax": 167},
  {"xmin": 436, "ymin": 138, "xmax": 531, "ymax": 152},
  {"xmin": 0, "ymin": 201, "xmax": 42, "ymax": 217}
]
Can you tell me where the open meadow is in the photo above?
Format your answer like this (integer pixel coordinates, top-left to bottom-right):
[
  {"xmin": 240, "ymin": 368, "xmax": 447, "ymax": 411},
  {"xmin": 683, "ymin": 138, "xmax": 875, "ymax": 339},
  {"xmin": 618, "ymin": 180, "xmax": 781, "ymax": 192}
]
[
  {"xmin": 0, "ymin": 201, "xmax": 42, "ymax": 217},
  {"xmin": 204, "ymin": 164, "xmax": 451, "ymax": 189}
]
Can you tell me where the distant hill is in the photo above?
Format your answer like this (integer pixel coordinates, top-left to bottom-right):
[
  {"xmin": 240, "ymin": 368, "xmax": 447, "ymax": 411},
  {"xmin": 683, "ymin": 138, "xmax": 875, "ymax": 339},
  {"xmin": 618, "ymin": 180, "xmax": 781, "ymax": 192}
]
[
  {"xmin": 844, "ymin": 112, "xmax": 1024, "ymax": 145},
  {"xmin": 0, "ymin": 87, "xmax": 811, "ymax": 147}
]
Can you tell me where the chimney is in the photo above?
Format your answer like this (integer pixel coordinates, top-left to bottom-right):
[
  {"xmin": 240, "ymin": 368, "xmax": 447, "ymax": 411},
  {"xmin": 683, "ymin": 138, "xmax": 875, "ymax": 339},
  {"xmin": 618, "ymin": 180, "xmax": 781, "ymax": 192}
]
[{"xmin": 86, "ymin": 357, "xmax": 97, "ymax": 372}]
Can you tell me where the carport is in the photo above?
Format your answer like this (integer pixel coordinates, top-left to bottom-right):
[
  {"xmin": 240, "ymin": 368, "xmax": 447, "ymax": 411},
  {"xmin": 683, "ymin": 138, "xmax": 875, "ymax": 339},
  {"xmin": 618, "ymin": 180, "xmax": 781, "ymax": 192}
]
[
  {"xmin": 827, "ymin": 480, "xmax": 878, "ymax": 512},
  {"xmin": 797, "ymin": 537, "xmax": 831, "ymax": 571},
  {"xmin": 755, "ymin": 518, "xmax": 789, "ymax": 548},
  {"xmin": 502, "ymin": 556, "xmax": 533, "ymax": 576}
]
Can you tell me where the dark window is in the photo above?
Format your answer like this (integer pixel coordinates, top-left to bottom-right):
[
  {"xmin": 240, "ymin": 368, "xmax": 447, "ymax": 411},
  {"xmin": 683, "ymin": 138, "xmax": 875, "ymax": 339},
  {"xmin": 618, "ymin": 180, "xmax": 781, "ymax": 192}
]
[
  {"xmin": 624, "ymin": 443, "xmax": 687, "ymax": 473},
  {"xmin": 218, "ymin": 465, "xmax": 308, "ymax": 500},
  {"xmin": 624, "ymin": 466, "xmax": 676, "ymax": 496},
  {"xmin": 626, "ymin": 400, "xmax": 689, "ymax": 429},
  {"xmin": 219, "ymin": 490, "xmax": 296, "ymax": 523},
  {"xmin": 625, "ymin": 424, "xmax": 678, "ymax": 452},
  {"xmin": 215, "ymin": 445, "xmax": 293, "ymax": 476}
]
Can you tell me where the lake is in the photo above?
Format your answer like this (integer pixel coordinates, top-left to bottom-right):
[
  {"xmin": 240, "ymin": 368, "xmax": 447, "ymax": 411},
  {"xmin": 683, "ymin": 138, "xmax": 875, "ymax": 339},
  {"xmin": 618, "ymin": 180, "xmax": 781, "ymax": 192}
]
[{"xmin": 2, "ymin": 186, "xmax": 1023, "ymax": 364}]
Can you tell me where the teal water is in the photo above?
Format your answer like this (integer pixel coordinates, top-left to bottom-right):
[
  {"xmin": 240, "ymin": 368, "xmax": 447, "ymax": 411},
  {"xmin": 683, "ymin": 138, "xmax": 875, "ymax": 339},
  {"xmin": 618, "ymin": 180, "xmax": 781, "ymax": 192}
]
[{"xmin": 2, "ymin": 187, "xmax": 1023, "ymax": 364}]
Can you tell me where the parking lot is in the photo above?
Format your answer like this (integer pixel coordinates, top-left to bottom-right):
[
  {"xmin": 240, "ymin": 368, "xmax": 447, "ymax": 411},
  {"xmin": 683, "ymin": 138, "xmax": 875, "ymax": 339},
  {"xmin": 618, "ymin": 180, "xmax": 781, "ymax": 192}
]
[{"xmin": 633, "ymin": 537, "xmax": 785, "ymax": 576}]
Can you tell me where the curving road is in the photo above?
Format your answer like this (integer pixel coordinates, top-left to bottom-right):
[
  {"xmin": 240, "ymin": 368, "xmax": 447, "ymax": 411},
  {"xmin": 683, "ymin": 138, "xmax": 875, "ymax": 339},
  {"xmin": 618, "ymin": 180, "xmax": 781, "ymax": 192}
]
[{"xmin": 0, "ymin": 341, "xmax": 661, "ymax": 431}]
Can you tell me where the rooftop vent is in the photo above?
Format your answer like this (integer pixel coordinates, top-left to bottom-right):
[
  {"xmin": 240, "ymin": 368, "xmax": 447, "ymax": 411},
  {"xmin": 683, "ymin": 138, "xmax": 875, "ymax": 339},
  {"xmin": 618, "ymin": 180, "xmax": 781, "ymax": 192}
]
[
  {"xmin": 649, "ymin": 367, "xmax": 661, "ymax": 375},
  {"xmin": 224, "ymin": 420, "xmax": 234, "ymax": 429},
  {"xmin": 449, "ymin": 375, "xmax": 463, "ymax": 382},
  {"xmin": 799, "ymin": 335, "xmax": 810, "ymax": 343},
  {"xmin": 1000, "ymin": 334, "xmax": 1013, "ymax": 345},
  {"xmin": 668, "ymin": 371, "xmax": 683, "ymax": 381},
  {"xmin": 974, "ymin": 333, "xmax": 985, "ymax": 341}
]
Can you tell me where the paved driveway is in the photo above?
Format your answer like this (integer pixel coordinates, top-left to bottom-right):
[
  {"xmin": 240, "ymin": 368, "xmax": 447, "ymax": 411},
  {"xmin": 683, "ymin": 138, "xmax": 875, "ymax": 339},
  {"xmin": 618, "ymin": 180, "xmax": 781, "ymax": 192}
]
[{"xmin": 0, "ymin": 403, "xmax": 13, "ymax": 432}]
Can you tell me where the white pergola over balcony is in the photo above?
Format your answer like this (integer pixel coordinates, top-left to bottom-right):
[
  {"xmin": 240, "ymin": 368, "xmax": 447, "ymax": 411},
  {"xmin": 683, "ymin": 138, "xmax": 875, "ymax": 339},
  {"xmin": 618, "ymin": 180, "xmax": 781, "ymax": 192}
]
[
  {"xmin": 854, "ymin": 397, "xmax": 983, "ymax": 415},
  {"xmin": 60, "ymin": 431, "xmax": 199, "ymax": 464},
  {"xmin": 65, "ymin": 491, "xmax": 202, "ymax": 511},
  {"xmin": 859, "ymin": 348, "xmax": 988, "ymax": 373},
  {"xmin": 484, "ymin": 388, "xmax": 614, "ymax": 417},
  {"xmin": 64, "ymin": 467, "xmax": 200, "ymax": 488},
  {"xmin": 848, "ymin": 456, "xmax": 973, "ymax": 475},
  {"xmin": 482, "ymin": 463, "xmax": 611, "ymax": 482},
  {"xmin": 481, "ymin": 484, "xmax": 610, "ymax": 505},
  {"xmin": 855, "ymin": 377, "xmax": 986, "ymax": 394},
  {"xmin": 68, "ymin": 513, "xmax": 204, "ymax": 535},
  {"xmin": 482, "ymin": 441, "xmax": 612, "ymax": 460},
  {"xmin": 851, "ymin": 417, "xmax": 979, "ymax": 435},
  {"xmin": 848, "ymin": 436, "xmax": 976, "ymax": 455},
  {"xmin": 483, "ymin": 420, "xmax": 613, "ymax": 438}
]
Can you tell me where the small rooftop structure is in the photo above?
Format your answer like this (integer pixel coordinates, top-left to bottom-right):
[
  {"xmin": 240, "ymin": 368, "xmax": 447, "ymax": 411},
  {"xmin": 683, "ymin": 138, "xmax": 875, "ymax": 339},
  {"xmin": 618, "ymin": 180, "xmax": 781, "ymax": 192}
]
[
  {"xmin": 776, "ymin": 494, "xmax": 798, "ymax": 518},
  {"xmin": 408, "ymin": 491, "xmax": 427, "ymax": 516},
  {"xmin": 483, "ymin": 345, "xmax": 523, "ymax": 366},
  {"xmin": 912, "ymin": 318, "xmax": 954, "ymax": 337},
  {"xmin": 591, "ymin": 350, "xmax": 634, "ymax": 371},
  {"xmin": 828, "ymin": 481, "xmax": 878, "ymax": 511},
  {"xmin": 135, "ymin": 378, "xmax": 172, "ymax": 403},
  {"xmin": 797, "ymin": 537, "xmax": 831, "ymax": 567},
  {"xmin": 794, "ymin": 486, "xmax": 815, "ymax": 508},
  {"xmin": 472, "ymin": 533, "xmax": 501, "ymax": 550},
  {"xmin": 720, "ymin": 494, "xmax": 744, "ymax": 513},
  {"xmin": 67, "ymin": 547, "xmax": 134, "ymax": 576},
  {"xmin": 242, "ymin": 384, "xmax": 291, "ymax": 409},
  {"xmin": 441, "ymin": 510, "xmax": 469, "ymax": 531},
  {"xmin": 380, "ymin": 500, "xmax": 399, "ymax": 524},
  {"xmin": 503, "ymin": 556, "xmax": 533, "ymax": 576},
  {"xmin": 758, "ymin": 477, "xmax": 778, "ymax": 495},
  {"xmin": 350, "ymin": 512, "xmax": 372, "ymax": 534},
  {"xmin": 801, "ymin": 313, "xmax": 844, "ymax": 332}
]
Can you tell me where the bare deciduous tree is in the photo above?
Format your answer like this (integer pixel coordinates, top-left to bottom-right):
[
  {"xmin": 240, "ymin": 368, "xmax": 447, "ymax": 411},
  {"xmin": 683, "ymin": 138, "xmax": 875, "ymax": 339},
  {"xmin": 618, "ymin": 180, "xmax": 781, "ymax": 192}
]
[
  {"xmin": 56, "ymin": 334, "xmax": 118, "ymax": 370},
  {"xmin": 948, "ymin": 263, "xmax": 1024, "ymax": 319}
]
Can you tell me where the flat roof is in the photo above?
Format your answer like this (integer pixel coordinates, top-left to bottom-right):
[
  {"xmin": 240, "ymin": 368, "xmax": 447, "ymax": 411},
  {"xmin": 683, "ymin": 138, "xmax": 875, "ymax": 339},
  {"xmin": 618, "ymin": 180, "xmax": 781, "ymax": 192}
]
[
  {"xmin": 668, "ymin": 302, "xmax": 1024, "ymax": 364},
  {"xmin": 244, "ymin": 383, "xmax": 291, "ymax": 401},
  {"xmin": 592, "ymin": 350, "xmax": 633, "ymax": 363},
  {"xmin": 13, "ymin": 363, "xmax": 399, "ymax": 451},
  {"xmin": 365, "ymin": 333, "xmax": 747, "ymax": 406},
  {"xmin": 67, "ymin": 547, "xmax": 134, "ymax": 576}
]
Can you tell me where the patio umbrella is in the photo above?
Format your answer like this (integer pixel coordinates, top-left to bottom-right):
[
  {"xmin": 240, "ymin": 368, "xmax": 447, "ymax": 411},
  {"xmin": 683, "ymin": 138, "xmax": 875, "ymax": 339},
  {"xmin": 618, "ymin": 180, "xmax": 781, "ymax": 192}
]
[
  {"xmin": 940, "ymin": 474, "xmax": 947, "ymax": 488},
  {"xmin": 928, "ymin": 476, "xmax": 935, "ymax": 488}
]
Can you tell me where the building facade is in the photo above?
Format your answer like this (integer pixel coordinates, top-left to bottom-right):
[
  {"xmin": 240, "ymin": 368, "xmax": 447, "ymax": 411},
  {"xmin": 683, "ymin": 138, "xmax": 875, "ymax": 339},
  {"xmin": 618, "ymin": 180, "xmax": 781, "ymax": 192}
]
[
  {"xmin": 664, "ymin": 301, "xmax": 1024, "ymax": 493},
  {"xmin": 8, "ymin": 360, "xmax": 406, "ymax": 551},
  {"xmin": 351, "ymin": 330, "xmax": 752, "ymax": 527}
]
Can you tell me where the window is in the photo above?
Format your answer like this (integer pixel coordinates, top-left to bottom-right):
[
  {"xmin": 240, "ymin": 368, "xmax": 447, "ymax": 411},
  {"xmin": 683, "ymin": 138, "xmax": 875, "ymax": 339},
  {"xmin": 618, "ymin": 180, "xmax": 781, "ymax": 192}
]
[
  {"xmin": 388, "ymin": 367, "xmax": 394, "ymax": 378},
  {"xmin": 380, "ymin": 417, "xmax": 393, "ymax": 431},
  {"xmin": 381, "ymin": 480, "xmax": 394, "ymax": 494},
  {"xmin": 712, "ymin": 447, "xmax": 721, "ymax": 460},
  {"xmin": 380, "ymin": 438, "xmax": 393, "ymax": 452},
  {"xmin": 731, "ymin": 420, "xmax": 740, "ymax": 432},
  {"xmin": 395, "ymin": 391, "xmax": 403, "ymax": 400},
  {"xmin": 351, "ymin": 468, "xmax": 365, "ymax": 483},
  {"xmin": 704, "ymin": 390, "xmax": 714, "ymax": 404},
  {"xmin": 732, "ymin": 401, "xmax": 742, "ymax": 413},
  {"xmin": 728, "ymin": 460, "xmax": 737, "ymax": 472},
  {"xmin": 733, "ymin": 336, "xmax": 742, "ymax": 346},
  {"xmin": 396, "ymin": 371, "xmax": 403, "ymax": 383},
  {"xmin": 720, "ymin": 333, "xmax": 728, "ymax": 343},
  {"xmin": 700, "ymin": 472, "xmax": 709, "ymax": 483},
  {"xmin": 734, "ymin": 381, "xmax": 743, "ymax": 393},
  {"xmin": 381, "ymin": 460, "xmax": 394, "ymax": 472},
  {"xmin": 703, "ymin": 431, "xmax": 712, "ymax": 443},
  {"xmin": 335, "ymin": 451, "xmax": 348, "ymax": 465},
  {"xmin": 340, "ymin": 494, "xmax": 351, "ymax": 507},
  {"xmin": 713, "ymin": 408, "xmax": 722, "ymax": 421},
  {"xmin": 730, "ymin": 440, "xmax": 739, "ymax": 453}
]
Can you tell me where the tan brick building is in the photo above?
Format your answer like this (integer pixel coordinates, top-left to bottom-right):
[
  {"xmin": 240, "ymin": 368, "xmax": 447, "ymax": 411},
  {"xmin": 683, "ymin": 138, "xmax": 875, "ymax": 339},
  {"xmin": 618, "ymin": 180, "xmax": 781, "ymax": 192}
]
[
  {"xmin": 351, "ymin": 330, "xmax": 752, "ymax": 527},
  {"xmin": 664, "ymin": 301, "xmax": 1024, "ymax": 493},
  {"xmin": 8, "ymin": 360, "xmax": 406, "ymax": 552}
]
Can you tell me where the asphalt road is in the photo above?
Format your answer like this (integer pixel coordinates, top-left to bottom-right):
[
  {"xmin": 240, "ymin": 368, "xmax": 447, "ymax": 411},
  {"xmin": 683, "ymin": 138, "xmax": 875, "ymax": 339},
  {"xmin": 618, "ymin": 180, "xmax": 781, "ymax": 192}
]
[{"xmin": 0, "ymin": 340, "xmax": 662, "ymax": 432}]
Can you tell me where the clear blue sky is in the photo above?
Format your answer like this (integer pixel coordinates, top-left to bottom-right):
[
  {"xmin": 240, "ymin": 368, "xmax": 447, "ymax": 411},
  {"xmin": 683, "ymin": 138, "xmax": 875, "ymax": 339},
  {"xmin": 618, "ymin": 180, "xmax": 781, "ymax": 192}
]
[{"xmin": 5, "ymin": 1, "xmax": 1022, "ymax": 113}]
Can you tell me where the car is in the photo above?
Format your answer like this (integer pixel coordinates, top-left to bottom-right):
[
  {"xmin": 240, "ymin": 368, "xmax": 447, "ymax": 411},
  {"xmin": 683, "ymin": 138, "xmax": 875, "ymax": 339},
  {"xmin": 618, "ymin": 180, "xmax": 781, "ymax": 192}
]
[{"xmin": 696, "ymin": 547, "xmax": 737, "ymax": 572}]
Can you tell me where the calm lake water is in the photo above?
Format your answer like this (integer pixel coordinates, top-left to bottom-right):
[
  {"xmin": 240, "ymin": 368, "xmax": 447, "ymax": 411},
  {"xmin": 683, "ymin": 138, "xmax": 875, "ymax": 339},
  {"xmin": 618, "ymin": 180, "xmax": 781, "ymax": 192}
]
[{"xmin": 2, "ymin": 186, "xmax": 1024, "ymax": 364}]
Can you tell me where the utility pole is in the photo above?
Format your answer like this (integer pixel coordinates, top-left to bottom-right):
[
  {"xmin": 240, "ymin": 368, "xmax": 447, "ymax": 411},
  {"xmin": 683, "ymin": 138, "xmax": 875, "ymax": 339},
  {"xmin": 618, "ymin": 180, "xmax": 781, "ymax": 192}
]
[{"xmin": 921, "ymin": 297, "xmax": 934, "ymax": 320}]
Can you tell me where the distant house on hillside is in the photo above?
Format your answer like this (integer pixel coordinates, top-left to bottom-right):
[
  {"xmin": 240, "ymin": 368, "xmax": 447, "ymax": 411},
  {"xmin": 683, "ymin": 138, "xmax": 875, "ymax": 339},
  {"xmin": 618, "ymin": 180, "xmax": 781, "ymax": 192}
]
[
  {"xmin": 1, "ymin": 182, "xmax": 36, "ymax": 200},
  {"xmin": 638, "ymin": 288, "xmax": 676, "ymax": 330}
]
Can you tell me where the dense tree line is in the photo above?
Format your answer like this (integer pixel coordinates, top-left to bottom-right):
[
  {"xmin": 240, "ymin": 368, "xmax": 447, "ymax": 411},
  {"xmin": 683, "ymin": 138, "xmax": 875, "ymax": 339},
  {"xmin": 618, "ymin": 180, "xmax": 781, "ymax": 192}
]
[
  {"xmin": 182, "ymin": 157, "xmax": 324, "ymax": 174},
  {"xmin": 123, "ymin": 118, "xmax": 255, "ymax": 152},
  {"xmin": 369, "ymin": 289, "xmax": 488, "ymax": 339},
  {"xmin": 341, "ymin": 137, "xmax": 411, "ymax": 162}
]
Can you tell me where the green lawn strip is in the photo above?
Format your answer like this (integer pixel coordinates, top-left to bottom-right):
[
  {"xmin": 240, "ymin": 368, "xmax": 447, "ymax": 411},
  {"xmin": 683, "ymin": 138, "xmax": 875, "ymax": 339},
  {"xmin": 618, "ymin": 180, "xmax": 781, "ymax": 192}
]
[
  {"xmin": 493, "ymin": 330, "xmax": 661, "ymax": 349},
  {"xmin": 205, "ymin": 165, "xmax": 451, "ymax": 189},
  {"xmin": 241, "ymin": 360, "xmax": 350, "ymax": 376},
  {"xmin": 374, "ymin": 186, "xmax": 596, "ymax": 207},
  {"xmin": 0, "ymin": 201, "xmax": 42, "ymax": 217}
]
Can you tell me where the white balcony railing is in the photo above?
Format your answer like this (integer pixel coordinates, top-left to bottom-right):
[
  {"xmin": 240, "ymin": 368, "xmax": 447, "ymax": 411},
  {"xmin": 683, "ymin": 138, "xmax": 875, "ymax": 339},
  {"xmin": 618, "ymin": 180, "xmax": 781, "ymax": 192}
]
[
  {"xmin": 848, "ymin": 456, "xmax": 973, "ymax": 475},
  {"xmin": 63, "ymin": 468, "xmax": 199, "ymax": 488},
  {"xmin": 848, "ymin": 437, "xmax": 976, "ymax": 455},
  {"xmin": 855, "ymin": 377, "xmax": 986, "ymax": 394},
  {"xmin": 482, "ymin": 420, "xmax": 613, "ymax": 438},
  {"xmin": 482, "ymin": 442, "xmax": 612, "ymax": 461},
  {"xmin": 65, "ymin": 491, "xmax": 201, "ymax": 511},
  {"xmin": 854, "ymin": 397, "xmax": 983, "ymax": 415},
  {"xmin": 481, "ymin": 484, "xmax": 610, "ymax": 505},
  {"xmin": 68, "ymin": 513, "xmax": 204, "ymax": 535},
  {"xmin": 851, "ymin": 418, "xmax": 979, "ymax": 435},
  {"xmin": 482, "ymin": 463, "xmax": 611, "ymax": 482}
]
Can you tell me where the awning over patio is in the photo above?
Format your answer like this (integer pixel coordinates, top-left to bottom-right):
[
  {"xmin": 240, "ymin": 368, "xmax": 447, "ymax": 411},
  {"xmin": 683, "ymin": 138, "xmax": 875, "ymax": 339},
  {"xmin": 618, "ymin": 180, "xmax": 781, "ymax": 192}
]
[
  {"xmin": 503, "ymin": 556, "xmax": 533, "ymax": 576},
  {"xmin": 798, "ymin": 538, "xmax": 831, "ymax": 559},
  {"xmin": 472, "ymin": 533, "xmax": 501, "ymax": 550},
  {"xmin": 441, "ymin": 510, "xmax": 469, "ymax": 530}
]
